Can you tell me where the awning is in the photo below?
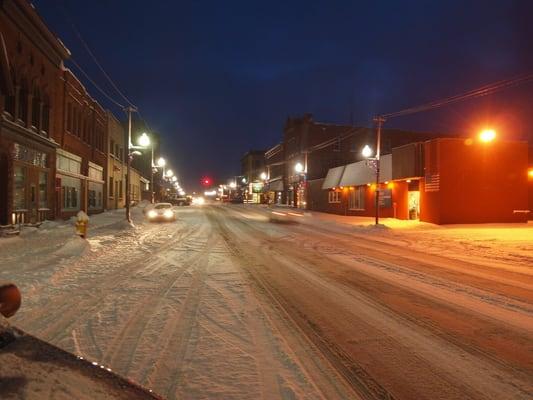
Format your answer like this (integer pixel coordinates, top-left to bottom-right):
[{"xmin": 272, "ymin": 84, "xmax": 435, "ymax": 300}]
[
  {"xmin": 268, "ymin": 179, "xmax": 284, "ymax": 192},
  {"xmin": 322, "ymin": 165, "xmax": 345, "ymax": 189},
  {"xmin": 339, "ymin": 154, "xmax": 392, "ymax": 186}
]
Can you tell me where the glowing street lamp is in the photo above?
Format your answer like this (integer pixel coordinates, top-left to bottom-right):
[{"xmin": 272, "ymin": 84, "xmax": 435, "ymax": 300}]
[
  {"xmin": 241, "ymin": 177, "xmax": 247, "ymax": 184},
  {"xmin": 138, "ymin": 132, "xmax": 151, "ymax": 147},
  {"xmin": 362, "ymin": 144, "xmax": 373, "ymax": 158},
  {"xmin": 166, "ymin": 169, "xmax": 174, "ymax": 178},
  {"xmin": 294, "ymin": 162, "xmax": 304, "ymax": 173},
  {"xmin": 260, "ymin": 172, "xmax": 267, "ymax": 180},
  {"xmin": 171, "ymin": 176, "xmax": 177, "ymax": 182},
  {"xmin": 156, "ymin": 157, "xmax": 166, "ymax": 168},
  {"xmin": 479, "ymin": 129, "xmax": 496, "ymax": 143},
  {"xmin": 229, "ymin": 181, "xmax": 237, "ymax": 189}
]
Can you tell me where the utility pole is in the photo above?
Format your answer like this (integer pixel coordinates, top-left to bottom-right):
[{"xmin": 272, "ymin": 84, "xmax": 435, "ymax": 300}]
[
  {"xmin": 125, "ymin": 105, "xmax": 138, "ymax": 223},
  {"xmin": 373, "ymin": 116, "xmax": 385, "ymax": 225},
  {"xmin": 150, "ymin": 146, "xmax": 154, "ymax": 204}
]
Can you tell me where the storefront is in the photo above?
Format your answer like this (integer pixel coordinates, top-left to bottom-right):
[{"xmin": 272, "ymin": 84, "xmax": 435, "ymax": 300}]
[
  {"xmin": 88, "ymin": 162, "xmax": 104, "ymax": 213},
  {"xmin": 0, "ymin": 127, "xmax": 56, "ymax": 225},
  {"xmin": 55, "ymin": 149, "xmax": 83, "ymax": 218}
]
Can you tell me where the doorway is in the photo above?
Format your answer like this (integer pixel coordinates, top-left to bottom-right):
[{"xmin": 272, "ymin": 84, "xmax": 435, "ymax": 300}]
[{"xmin": 408, "ymin": 191, "xmax": 420, "ymax": 220}]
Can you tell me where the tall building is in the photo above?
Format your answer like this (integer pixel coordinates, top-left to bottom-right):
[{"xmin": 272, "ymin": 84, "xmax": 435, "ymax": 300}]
[{"xmin": 0, "ymin": 0, "xmax": 69, "ymax": 225}]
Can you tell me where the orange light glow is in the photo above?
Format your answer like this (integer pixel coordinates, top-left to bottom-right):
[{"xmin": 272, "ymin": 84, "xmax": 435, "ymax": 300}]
[
  {"xmin": 528, "ymin": 168, "xmax": 533, "ymax": 179},
  {"xmin": 387, "ymin": 182, "xmax": 394, "ymax": 189},
  {"xmin": 406, "ymin": 179, "xmax": 411, "ymax": 183},
  {"xmin": 479, "ymin": 129, "xmax": 496, "ymax": 143}
]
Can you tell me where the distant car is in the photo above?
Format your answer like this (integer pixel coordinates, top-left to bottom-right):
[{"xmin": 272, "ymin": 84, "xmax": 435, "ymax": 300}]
[
  {"xmin": 174, "ymin": 196, "xmax": 191, "ymax": 206},
  {"xmin": 145, "ymin": 203, "xmax": 176, "ymax": 222}
]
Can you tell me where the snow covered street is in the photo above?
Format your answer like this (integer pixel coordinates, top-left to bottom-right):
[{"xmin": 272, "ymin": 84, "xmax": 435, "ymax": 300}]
[{"xmin": 1, "ymin": 204, "xmax": 532, "ymax": 399}]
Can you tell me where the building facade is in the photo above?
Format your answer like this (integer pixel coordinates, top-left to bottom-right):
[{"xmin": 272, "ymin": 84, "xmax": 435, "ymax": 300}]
[
  {"xmin": 106, "ymin": 111, "xmax": 125, "ymax": 209},
  {"xmin": 0, "ymin": 0, "xmax": 69, "ymax": 225},
  {"xmin": 319, "ymin": 138, "xmax": 530, "ymax": 224},
  {"xmin": 52, "ymin": 69, "xmax": 107, "ymax": 218},
  {"xmin": 265, "ymin": 143, "xmax": 284, "ymax": 204},
  {"xmin": 268, "ymin": 113, "xmax": 446, "ymax": 208}
]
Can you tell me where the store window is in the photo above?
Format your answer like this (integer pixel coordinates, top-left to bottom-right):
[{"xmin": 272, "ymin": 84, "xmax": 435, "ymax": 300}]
[
  {"xmin": 13, "ymin": 166, "xmax": 26, "ymax": 210},
  {"xmin": 61, "ymin": 175, "xmax": 80, "ymax": 211},
  {"xmin": 57, "ymin": 154, "xmax": 81, "ymax": 175},
  {"xmin": 328, "ymin": 190, "xmax": 341, "ymax": 203},
  {"xmin": 39, "ymin": 171, "xmax": 48, "ymax": 208},
  {"xmin": 349, "ymin": 187, "xmax": 365, "ymax": 210},
  {"xmin": 88, "ymin": 182, "xmax": 103, "ymax": 210},
  {"xmin": 109, "ymin": 177, "xmax": 114, "ymax": 197}
]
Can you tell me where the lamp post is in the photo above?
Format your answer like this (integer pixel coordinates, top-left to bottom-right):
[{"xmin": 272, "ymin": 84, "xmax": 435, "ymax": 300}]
[
  {"xmin": 363, "ymin": 116, "xmax": 385, "ymax": 225},
  {"xmin": 125, "ymin": 105, "xmax": 143, "ymax": 223}
]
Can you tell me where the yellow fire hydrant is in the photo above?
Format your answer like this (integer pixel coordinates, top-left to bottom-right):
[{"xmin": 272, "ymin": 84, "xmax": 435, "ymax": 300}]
[{"xmin": 75, "ymin": 211, "xmax": 89, "ymax": 238}]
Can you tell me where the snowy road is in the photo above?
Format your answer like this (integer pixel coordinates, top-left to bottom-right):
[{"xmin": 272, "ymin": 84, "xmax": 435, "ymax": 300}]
[{"xmin": 1, "ymin": 204, "xmax": 532, "ymax": 400}]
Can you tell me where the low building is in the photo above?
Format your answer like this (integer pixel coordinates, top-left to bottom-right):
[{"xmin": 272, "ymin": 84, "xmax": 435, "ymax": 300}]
[{"xmin": 320, "ymin": 137, "xmax": 530, "ymax": 224}]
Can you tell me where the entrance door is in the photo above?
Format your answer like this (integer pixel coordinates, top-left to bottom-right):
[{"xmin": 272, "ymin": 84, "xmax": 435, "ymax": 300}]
[{"xmin": 408, "ymin": 191, "xmax": 420, "ymax": 220}]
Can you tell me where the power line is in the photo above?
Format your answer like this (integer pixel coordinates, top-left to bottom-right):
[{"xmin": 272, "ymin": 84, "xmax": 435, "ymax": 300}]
[
  {"xmin": 68, "ymin": 57, "xmax": 126, "ymax": 109},
  {"xmin": 379, "ymin": 72, "xmax": 533, "ymax": 120},
  {"xmin": 57, "ymin": 2, "xmax": 136, "ymax": 108}
]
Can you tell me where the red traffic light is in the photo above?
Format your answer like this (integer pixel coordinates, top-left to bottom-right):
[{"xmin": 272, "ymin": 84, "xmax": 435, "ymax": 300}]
[{"xmin": 201, "ymin": 177, "xmax": 212, "ymax": 186}]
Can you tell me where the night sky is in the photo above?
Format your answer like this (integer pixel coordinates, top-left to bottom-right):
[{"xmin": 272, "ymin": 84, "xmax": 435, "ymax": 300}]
[{"xmin": 34, "ymin": 0, "xmax": 533, "ymax": 191}]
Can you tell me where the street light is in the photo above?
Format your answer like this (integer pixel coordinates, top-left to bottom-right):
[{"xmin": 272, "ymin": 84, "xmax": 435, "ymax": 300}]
[
  {"xmin": 138, "ymin": 132, "xmax": 150, "ymax": 147},
  {"xmin": 362, "ymin": 145, "xmax": 373, "ymax": 158},
  {"xmin": 294, "ymin": 162, "xmax": 304, "ymax": 173},
  {"xmin": 172, "ymin": 176, "xmax": 177, "ymax": 182},
  {"xmin": 260, "ymin": 172, "xmax": 267, "ymax": 180},
  {"xmin": 157, "ymin": 157, "xmax": 166, "ymax": 168},
  {"xmin": 241, "ymin": 177, "xmax": 247, "ymax": 184},
  {"xmin": 166, "ymin": 169, "xmax": 174, "ymax": 178},
  {"xmin": 229, "ymin": 181, "xmax": 237, "ymax": 189}
]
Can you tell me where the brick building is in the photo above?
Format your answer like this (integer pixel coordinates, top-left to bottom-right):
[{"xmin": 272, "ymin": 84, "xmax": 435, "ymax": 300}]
[
  {"xmin": 0, "ymin": 0, "xmax": 69, "ymax": 225},
  {"xmin": 52, "ymin": 69, "xmax": 107, "ymax": 218},
  {"xmin": 319, "ymin": 137, "xmax": 530, "ymax": 224},
  {"xmin": 106, "ymin": 111, "xmax": 125, "ymax": 209},
  {"xmin": 269, "ymin": 113, "xmax": 448, "ymax": 208},
  {"xmin": 265, "ymin": 143, "xmax": 284, "ymax": 204},
  {"xmin": 240, "ymin": 150, "xmax": 265, "ymax": 183}
]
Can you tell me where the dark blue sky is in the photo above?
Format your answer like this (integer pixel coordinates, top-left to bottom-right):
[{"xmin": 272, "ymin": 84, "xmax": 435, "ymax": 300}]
[{"xmin": 34, "ymin": 0, "xmax": 533, "ymax": 190}]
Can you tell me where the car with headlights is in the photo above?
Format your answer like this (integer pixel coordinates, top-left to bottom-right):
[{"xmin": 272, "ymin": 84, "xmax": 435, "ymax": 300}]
[{"xmin": 145, "ymin": 203, "xmax": 176, "ymax": 222}]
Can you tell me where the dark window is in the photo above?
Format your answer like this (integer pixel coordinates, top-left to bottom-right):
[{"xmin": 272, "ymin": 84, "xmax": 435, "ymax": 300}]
[
  {"xmin": 109, "ymin": 177, "xmax": 114, "ymax": 197},
  {"xmin": 18, "ymin": 85, "xmax": 28, "ymax": 124},
  {"xmin": 31, "ymin": 91, "xmax": 40, "ymax": 128},
  {"xmin": 42, "ymin": 104, "xmax": 50, "ymax": 134},
  {"xmin": 110, "ymin": 139, "xmax": 115, "ymax": 155},
  {"xmin": 67, "ymin": 103, "xmax": 72, "ymax": 132}
]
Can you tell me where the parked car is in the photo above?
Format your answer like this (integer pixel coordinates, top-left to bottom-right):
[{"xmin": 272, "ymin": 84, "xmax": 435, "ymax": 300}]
[{"xmin": 145, "ymin": 203, "xmax": 176, "ymax": 222}]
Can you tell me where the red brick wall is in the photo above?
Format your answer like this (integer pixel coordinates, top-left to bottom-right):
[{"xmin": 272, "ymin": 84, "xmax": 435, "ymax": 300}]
[{"xmin": 421, "ymin": 138, "xmax": 528, "ymax": 224}]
